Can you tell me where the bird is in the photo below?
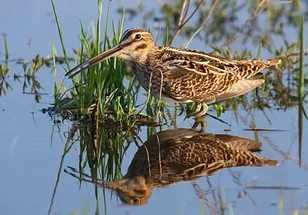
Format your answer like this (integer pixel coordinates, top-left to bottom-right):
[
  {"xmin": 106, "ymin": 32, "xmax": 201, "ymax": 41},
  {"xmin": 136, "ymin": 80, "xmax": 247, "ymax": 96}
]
[
  {"xmin": 65, "ymin": 28, "xmax": 280, "ymax": 126},
  {"xmin": 65, "ymin": 128, "xmax": 277, "ymax": 205}
]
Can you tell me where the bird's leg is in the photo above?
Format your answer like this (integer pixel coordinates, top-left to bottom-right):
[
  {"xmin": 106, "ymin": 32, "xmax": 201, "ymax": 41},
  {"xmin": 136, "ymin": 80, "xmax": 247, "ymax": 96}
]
[
  {"xmin": 171, "ymin": 103, "xmax": 178, "ymax": 128},
  {"xmin": 186, "ymin": 102, "xmax": 208, "ymax": 118},
  {"xmin": 186, "ymin": 103, "xmax": 198, "ymax": 118},
  {"xmin": 191, "ymin": 103, "xmax": 209, "ymax": 132},
  {"xmin": 192, "ymin": 117, "xmax": 205, "ymax": 131},
  {"xmin": 185, "ymin": 103, "xmax": 209, "ymax": 131},
  {"xmin": 195, "ymin": 103, "xmax": 208, "ymax": 118}
]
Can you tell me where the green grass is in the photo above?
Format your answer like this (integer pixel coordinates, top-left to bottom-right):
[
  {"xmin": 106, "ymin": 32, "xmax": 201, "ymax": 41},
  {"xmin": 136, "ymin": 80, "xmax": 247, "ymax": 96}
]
[
  {"xmin": 48, "ymin": 1, "xmax": 141, "ymax": 213},
  {"xmin": 50, "ymin": 0, "xmax": 70, "ymax": 70}
]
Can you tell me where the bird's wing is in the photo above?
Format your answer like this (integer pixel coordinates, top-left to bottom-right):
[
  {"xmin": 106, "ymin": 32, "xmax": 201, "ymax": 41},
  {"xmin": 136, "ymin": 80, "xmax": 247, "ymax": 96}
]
[
  {"xmin": 165, "ymin": 59, "xmax": 238, "ymax": 78},
  {"xmin": 162, "ymin": 59, "xmax": 266, "ymax": 103},
  {"xmin": 160, "ymin": 49, "xmax": 240, "ymax": 77},
  {"xmin": 182, "ymin": 161, "xmax": 226, "ymax": 177},
  {"xmin": 162, "ymin": 48, "xmax": 279, "ymax": 79},
  {"xmin": 214, "ymin": 134, "xmax": 262, "ymax": 152},
  {"xmin": 162, "ymin": 61, "xmax": 238, "ymax": 103}
]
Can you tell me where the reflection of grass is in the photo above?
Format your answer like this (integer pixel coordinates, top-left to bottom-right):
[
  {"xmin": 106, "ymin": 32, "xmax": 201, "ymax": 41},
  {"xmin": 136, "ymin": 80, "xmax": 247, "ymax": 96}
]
[{"xmin": 298, "ymin": 16, "xmax": 305, "ymax": 167}]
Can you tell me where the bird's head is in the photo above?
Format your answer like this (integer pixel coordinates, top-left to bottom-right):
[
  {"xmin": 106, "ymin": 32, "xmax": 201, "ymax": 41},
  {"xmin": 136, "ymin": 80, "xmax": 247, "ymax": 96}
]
[
  {"xmin": 65, "ymin": 28, "xmax": 155, "ymax": 78},
  {"xmin": 117, "ymin": 28, "xmax": 155, "ymax": 61},
  {"xmin": 115, "ymin": 176, "xmax": 152, "ymax": 205}
]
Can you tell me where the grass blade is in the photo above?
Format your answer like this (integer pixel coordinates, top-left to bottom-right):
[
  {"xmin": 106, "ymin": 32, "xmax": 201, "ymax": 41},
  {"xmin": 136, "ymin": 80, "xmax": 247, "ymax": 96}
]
[
  {"xmin": 2, "ymin": 34, "xmax": 9, "ymax": 63},
  {"xmin": 298, "ymin": 16, "xmax": 305, "ymax": 167},
  {"xmin": 50, "ymin": 0, "xmax": 70, "ymax": 70}
]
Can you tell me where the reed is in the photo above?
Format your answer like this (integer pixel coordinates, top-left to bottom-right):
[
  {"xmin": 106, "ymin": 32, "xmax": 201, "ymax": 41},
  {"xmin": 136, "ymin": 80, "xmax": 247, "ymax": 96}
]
[{"xmin": 298, "ymin": 15, "xmax": 305, "ymax": 167}]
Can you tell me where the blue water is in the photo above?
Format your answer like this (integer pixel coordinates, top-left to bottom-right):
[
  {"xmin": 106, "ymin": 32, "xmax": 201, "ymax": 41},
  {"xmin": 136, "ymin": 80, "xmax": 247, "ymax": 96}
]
[{"xmin": 1, "ymin": 1, "xmax": 308, "ymax": 214}]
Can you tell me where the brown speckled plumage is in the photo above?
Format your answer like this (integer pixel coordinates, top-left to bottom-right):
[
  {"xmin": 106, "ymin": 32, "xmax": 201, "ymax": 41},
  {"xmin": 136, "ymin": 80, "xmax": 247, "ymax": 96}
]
[
  {"xmin": 127, "ymin": 128, "xmax": 276, "ymax": 186},
  {"xmin": 67, "ymin": 128, "xmax": 277, "ymax": 205},
  {"xmin": 66, "ymin": 28, "xmax": 280, "ymax": 105},
  {"xmin": 145, "ymin": 47, "xmax": 279, "ymax": 103}
]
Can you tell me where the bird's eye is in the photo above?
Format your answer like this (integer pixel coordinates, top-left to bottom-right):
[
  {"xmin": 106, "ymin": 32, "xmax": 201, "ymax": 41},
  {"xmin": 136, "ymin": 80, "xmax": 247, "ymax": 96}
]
[{"xmin": 135, "ymin": 33, "xmax": 142, "ymax": 40}]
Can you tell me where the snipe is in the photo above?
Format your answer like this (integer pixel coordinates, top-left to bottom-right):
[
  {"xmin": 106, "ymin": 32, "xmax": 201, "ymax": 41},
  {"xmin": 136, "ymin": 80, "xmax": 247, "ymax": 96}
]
[
  {"xmin": 66, "ymin": 128, "xmax": 277, "ymax": 205},
  {"xmin": 66, "ymin": 28, "xmax": 280, "ymax": 127}
]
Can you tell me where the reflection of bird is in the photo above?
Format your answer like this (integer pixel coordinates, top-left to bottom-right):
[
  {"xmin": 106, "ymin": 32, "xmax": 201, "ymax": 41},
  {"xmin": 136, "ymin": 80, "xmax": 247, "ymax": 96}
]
[
  {"xmin": 66, "ymin": 28, "xmax": 280, "ymax": 120},
  {"xmin": 66, "ymin": 128, "xmax": 277, "ymax": 205}
]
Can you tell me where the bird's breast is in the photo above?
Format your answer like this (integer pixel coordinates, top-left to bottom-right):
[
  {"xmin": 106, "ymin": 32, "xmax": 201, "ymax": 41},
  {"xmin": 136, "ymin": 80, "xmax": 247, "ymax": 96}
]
[{"xmin": 128, "ymin": 62, "xmax": 170, "ymax": 98}]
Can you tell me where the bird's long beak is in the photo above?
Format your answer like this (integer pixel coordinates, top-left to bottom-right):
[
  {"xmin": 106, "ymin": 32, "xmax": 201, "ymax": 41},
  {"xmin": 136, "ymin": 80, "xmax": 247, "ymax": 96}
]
[{"xmin": 65, "ymin": 43, "xmax": 125, "ymax": 78}]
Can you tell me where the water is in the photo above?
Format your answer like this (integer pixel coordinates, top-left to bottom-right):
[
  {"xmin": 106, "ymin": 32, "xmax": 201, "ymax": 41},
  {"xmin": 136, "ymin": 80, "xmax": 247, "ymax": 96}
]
[{"xmin": 1, "ymin": 1, "xmax": 308, "ymax": 214}]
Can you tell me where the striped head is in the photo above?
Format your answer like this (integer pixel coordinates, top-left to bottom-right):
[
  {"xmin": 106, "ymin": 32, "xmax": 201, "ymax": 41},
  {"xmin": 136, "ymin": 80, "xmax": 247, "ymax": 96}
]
[
  {"xmin": 118, "ymin": 28, "xmax": 155, "ymax": 62},
  {"xmin": 65, "ymin": 28, "xmax": 156, "ymax": 78}
]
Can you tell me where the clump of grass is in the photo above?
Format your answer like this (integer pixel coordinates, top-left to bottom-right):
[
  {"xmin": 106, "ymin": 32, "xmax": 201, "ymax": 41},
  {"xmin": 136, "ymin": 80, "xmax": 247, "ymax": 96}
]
[{"xmin": 49, "ymin": 0, "xmax": 162, "ymax": 186}]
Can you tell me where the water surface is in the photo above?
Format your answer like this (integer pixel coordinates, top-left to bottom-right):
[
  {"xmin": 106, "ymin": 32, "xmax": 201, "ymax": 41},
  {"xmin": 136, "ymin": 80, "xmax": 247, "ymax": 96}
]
[{"xmin": 1, "ymin": 1, "xmax": 308, "ymax": 214}]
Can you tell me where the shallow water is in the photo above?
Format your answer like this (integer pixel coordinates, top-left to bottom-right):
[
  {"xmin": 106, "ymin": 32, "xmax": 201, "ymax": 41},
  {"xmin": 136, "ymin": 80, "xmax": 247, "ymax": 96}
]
[{"xmin": 1, "ymin": 1, "xmax": 308, "ymax": 215}]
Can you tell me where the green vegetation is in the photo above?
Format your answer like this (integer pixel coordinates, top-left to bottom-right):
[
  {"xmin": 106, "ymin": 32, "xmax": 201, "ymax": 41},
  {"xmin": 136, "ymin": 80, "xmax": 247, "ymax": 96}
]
[
  {"xmin": 50, "ymin": 0, "xmax": 156, "ymax": 178},
  {"xmin": 48, "ymin": 1, "xmax": 143, "ymax": 213},
  {"xmin": 0, "ymin": 1, "xmax": 307, "ymax": 213},
  {"xmin": 0, "ymin": 35, "xmax": 71, "ymax": 101}
]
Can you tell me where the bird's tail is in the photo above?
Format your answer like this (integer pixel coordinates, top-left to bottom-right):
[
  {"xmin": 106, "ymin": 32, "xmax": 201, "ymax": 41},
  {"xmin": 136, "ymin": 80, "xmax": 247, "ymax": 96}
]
[
  {"xmin": 262, "ymin": 158, "xmax": 278, "ymax": 166},
  {"xmin": 265, "ymin": 58, "xmax": 282, "ymax": 68}
]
